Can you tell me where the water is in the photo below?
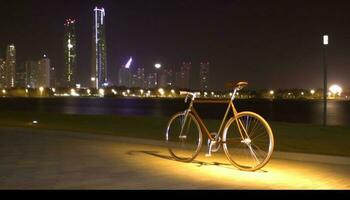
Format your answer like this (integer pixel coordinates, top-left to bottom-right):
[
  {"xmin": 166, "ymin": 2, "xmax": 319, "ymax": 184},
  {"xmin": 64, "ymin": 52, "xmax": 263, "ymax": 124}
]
[{"xmin": 0, "ymin": 97, "xmax": 349, "ymax": 126}]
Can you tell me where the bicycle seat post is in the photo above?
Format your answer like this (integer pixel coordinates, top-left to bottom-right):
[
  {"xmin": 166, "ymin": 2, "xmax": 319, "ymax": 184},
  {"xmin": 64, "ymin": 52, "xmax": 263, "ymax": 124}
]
[{"xmin": 231, "ymin": 88, "xmax": 238, "ymax": 101}]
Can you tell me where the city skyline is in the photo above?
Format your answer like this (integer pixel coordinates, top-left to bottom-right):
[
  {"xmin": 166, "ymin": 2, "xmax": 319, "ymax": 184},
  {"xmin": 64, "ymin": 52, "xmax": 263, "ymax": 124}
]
[{"xmin": 1, "ymin": 1, "xmax": 350, "ymax": 90}]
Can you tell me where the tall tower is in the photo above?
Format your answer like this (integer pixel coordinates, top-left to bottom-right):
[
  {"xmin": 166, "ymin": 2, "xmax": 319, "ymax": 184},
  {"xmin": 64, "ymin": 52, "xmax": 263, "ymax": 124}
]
[
  {"xmin": 136, "ymin": 68, "xmax": 145, "ymax": 88},
  {"xmin": 199, "ymin": 62, "xmax": 210, "ymax": 91},
  {"xmin": 91, "ymin": 7, "xmax": 107, "ymax": 89},
  {"xmin": 64, "ymin": 18, "xmax": 77, "ymax": 87},
  {"xmin": 159, "ymin": 68, "xmax": 173, "ymax": 88},
  {"xmin": 5, "ymin": 44, "xmax": 16, "ymax": 88},
  {"xmin": 176, "ymin": 62, "xmax": 191, "ymax": 89},
  {"xmin": 37, "ymin": 55, "xmax": 51, "ymax": 88},
  {"xmin": 118, "ymin": 57, "xmax": 132, "ymax": 88},
  {"xmin": 16, "ymin": 62, "xmax": 27, "ymax": 87},
  {"xmin": 24, "ymin": 61, "xmax": 38, "ymax": 88},
  {"xmin": 0, "ymin": 59, "xmax": 5, "ymax": 88}
]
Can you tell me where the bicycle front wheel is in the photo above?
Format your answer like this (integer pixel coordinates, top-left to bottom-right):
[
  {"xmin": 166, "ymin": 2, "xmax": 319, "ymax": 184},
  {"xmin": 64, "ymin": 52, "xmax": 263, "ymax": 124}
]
[
  {"xmin": 166, "ymin": 112, "xmax": 203, "ymax": 162},
  {"xmin": 223, "ymin": 112, "xmax": 274, "ymax": 171}
]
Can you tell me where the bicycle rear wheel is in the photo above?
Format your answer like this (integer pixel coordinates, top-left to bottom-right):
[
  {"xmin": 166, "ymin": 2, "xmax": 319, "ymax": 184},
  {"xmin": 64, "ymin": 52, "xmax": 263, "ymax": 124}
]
[
  {"xmin": 166, "ymin": 112, "xmax": 203, "ymax": 162},
  {"xmin": 223, "ymin": 112, "xmax": 274, "ymax": 171}
]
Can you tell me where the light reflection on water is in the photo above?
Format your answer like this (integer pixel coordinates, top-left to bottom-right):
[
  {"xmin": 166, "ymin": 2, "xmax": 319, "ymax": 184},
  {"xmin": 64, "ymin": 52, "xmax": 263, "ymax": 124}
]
[{"xmin": 0, "ymin": 98, "xmax": 349, "ymax": 126}]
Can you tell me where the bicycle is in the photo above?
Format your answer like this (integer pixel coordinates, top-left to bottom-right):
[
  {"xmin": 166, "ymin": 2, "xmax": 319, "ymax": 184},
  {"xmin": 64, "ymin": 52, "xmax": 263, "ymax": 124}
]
[{"xmin": 165, "ymin": 82, "xmax": 274, "ymax": 171}]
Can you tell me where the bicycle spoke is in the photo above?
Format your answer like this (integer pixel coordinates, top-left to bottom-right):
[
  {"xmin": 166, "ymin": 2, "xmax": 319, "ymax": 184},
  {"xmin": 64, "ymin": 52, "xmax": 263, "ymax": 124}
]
[
  {"xmin": 247, "ymin": 144, "xmax": 260, "ymax": 165},
  {"xmin": 168, "ymin": 112, "xmax": 204, "ymax": 162},
  {"xmin": 250, "ymin": 122, "xmax": 264, "ymax": 139},
  {"xmin": 224, "ymin": 112, "xmax": 274, "ymax": 171},
  {"xmin": 252, "ymin": 143, "xmax": 268, "ymax": 158},
  {"xmin": 248, "ymin": 118, "xmax": 259, "ymax": 138},
  {"xmin": 251, "ymin": 129, "xmax": 268, "ymax": 141}
]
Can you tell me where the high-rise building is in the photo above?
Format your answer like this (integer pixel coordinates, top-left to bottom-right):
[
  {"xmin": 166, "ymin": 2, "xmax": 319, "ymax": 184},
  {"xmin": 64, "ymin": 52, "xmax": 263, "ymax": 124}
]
[
  {"xmin": 118, "ymin": 57, "xmax": 133, "ymax": 88},
  {"xmin": 136, "ymin": 68, "xmax": 145, "ymax": 88},
  {"xmin": 175, "ymin": 62, "xmax": 191, "ymax": 89},
  {"xmin": 16, "ymin": 63, "xmax": 27, "ymax": 87},
  {"xmin": 5, "ymin": 44, "xmax": 16, "ymax": 88},
  {"xmin": 24, "ymin": 61, "xmax": 38, "ymax": 88},
  {"xmin": 175, "ymin": 72, "xmax": 182, "ymax": 89},
  {"xmin": 199, "ymin": 62, "xmax": 210, "ymax": 91},
  {"xmin": 63, "ymin": 18, "xmax": 77, "ymax": 87},
  {"xmin": 0, "ymin": 59, "xmax": 5, "ymax": 88},
  {"xmin": 118, "ymin": 66, "xmax": 132, "ymax": 87},
  {"xmin": 159, "ymin": 68, "xmax": 173, "ymax": 88},
  {"xmin": 37, "ymin": 55, "xmax": 51, "ymax": 88},
  {"xmin": 146, "ymin": 73, "xmax": 157, "ymax": 89},
  {"xmin": 131, "ymin": 74, "xmax": 138, "ymax": 88},
  {"xmin": 50, "ymin": 66, "xmax": 56, "ymax": 88},
  {"xmin": 91, "ymin": 7, "xmax": 107, "ymax": 89}
]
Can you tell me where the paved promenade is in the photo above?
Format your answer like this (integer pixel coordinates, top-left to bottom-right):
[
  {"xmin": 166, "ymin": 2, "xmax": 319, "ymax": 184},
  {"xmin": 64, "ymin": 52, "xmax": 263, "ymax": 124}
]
[{"xmin": 0, "ymin": 127, "xmax": 349, "ymax": 189}]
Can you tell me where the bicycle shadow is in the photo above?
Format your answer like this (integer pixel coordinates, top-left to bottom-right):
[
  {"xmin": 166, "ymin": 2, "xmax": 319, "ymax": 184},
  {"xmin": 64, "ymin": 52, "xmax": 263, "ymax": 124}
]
[{"xmin": 126, "ymin": 150, "xmax": 268, "ymax": 173}]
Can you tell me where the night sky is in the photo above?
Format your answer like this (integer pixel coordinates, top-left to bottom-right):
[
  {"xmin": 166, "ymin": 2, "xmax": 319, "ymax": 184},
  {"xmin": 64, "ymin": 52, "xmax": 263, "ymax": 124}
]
[{"xmin": 1, "ymin": 0, "xmax": 350, "ymax": 90}]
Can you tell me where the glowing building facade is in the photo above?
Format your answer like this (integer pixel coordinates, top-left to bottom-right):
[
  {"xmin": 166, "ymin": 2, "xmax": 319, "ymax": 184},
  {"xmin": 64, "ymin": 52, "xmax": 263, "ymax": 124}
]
[
  {"xmin": 199, "ymin": 62, "xmax": 210, "ymax": 91},
  {"xmin": 0, "ymin": 59, "xmax": 5, "ymax": 88},
  {"xmin": 131, "ymin": 68, "xmax": 145, "ymax": 88},
  {"xmin": 175, "ymin": 62, "xmax": 191, "ymax": 89},
  {"xmin": 159, "ymin": 68, "xmax": 173, "ymax": 88},
  {"xmin": 64, "ymin": 19, "xmax": 77, "ymax": 87},
  {"xmin": 118, "ymin": 67, "xmax": 132, "ymax": 87},
  {"xmin": 5, "ymin": 44, "xmax": 16, "ymax": 88},
  {"xmin": 91, "ymin": 7, "xmax": 107, "ymax": 89},
  {"xmin": 24, "ymin": 61, "xmax": 38, "ymax": 88},
  {"xmin": 37, "ymin": 55, "xmax": 51, "ymax": 88},
  {"xmin": 118, "ymin": 57, "xmax": 133, "ymax": 87},
  {"xmin": 16, "ymin": 62, "xmax": 27, "ymax": 87},
  {"xmin": 146, "ymin": 73, "xmax": 157, "ymax": 89}
]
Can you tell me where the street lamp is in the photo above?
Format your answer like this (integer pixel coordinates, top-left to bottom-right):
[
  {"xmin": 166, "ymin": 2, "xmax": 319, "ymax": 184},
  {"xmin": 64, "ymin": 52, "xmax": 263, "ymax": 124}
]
[
  {"xmin": 158, "ymin": 88, "xmax": 165, "ymax": 96},
  {"xmin": 323, "ymin": 35, "xmax": 328, "ymax": 126},
  {"xmin": 310, "ymin": 89, "xmax": 315, "ymax": 95},
  {"xmin": 155, "ymin": 63, "xmax": 162, "ymax": 69},
  {"xmin": 39, "ymin": 87, "xmax": 44, "ymax": 96},
  {"xmin": 329, "ymin": 84, "xmax": 342, "ymax": 97}
]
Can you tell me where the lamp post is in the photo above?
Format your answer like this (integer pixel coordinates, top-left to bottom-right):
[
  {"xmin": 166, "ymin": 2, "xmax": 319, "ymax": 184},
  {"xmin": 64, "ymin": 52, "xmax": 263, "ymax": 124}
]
[
  {"xmin": 323, "ymin": 35, "xmax": 328, "ymax": 126},
  {"xmin": 39, "ymin": 86, "xmax": 44, "ymax": 96}
]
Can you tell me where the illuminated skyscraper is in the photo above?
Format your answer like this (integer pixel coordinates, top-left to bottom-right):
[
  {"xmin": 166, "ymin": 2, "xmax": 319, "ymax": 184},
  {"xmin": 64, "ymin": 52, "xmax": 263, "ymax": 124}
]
[
  {"xmin": 136, "ymin": 68, "xmax": 145, "ymax": 88},
  {"xmin": 5, "ymin": 44, "xmax": 16, "ymax": 88},
  {"xmin": 91, "ymin": 7, "xmax": 107, "ymax": 89},
  {"xmin": 131, "ymin": 68, "xmax": 145, "ymax": 88},
  {"xmin": 175, "ymin": 62, "xmax": 191, "ymax": 89},
  {"xmin": 24, "ymin": 61, "xmax": 38, "ymax": 88},
  {"xmin": 118, "ymin": 57, "xmax": 132, "ymax": 87},
  {"xmin": 199, "ymin": 62, "xmax": 210, "ymax": 91},
  {"xmin": 64, "ymin": 18, "xmax": 77, "ymax": 87},
  {"xmin": 37, "ymin": 55, "xmax": 51, "ymax": 88},
  {"xmin": 16, "ymin": 62, "xmax": 27, "ymax": 87},
  {"xmin": 146, "ymin": 73, "xmax": 157, "ymax": 89},
  {"xmin": 118, "ymin": 66, "xmax": 132, "ymax": 87},
  {"xmin": 159, "ymin": 68, "xmax": 173, "ymax": 88},
  {"xmin": 0, "ymin": 59, "xmax": 5, "ymax": 87}
]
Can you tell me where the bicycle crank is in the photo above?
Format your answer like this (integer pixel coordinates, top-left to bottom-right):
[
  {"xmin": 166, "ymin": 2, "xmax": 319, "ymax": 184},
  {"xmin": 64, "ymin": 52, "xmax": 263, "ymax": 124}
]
[{"xmin": 206, "ymin": 132, "xmax": 222, "ymax": 157}]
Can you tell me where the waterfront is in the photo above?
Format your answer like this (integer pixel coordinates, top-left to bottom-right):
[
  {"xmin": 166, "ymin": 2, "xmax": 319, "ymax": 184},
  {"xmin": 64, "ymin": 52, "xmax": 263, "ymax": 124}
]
[{"xmin": 0, "ymin": 97, "xmax": 349, "ymax": 126}]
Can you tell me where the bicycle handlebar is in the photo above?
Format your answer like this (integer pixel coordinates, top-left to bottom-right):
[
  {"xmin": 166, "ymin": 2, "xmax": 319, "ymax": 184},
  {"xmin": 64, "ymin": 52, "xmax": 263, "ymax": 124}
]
[{"xmin": 180, "ymin": 91, "xmax": 196, "ymax": 103}]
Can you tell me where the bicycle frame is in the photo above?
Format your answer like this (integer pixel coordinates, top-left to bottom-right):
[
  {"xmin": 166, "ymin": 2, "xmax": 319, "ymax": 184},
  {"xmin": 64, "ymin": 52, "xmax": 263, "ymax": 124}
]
[{"xmin": 183, "ymin": 89, "xmax": 249, "ymax": 142}]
